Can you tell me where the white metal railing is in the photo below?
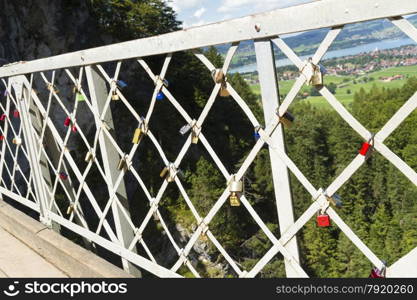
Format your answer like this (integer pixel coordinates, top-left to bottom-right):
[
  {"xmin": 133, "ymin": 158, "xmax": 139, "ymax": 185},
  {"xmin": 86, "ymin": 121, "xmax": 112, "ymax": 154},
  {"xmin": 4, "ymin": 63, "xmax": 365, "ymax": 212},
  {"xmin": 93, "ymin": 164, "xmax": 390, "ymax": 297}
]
[{"xmin": 0, "ymin": 0, "xmax": 416, "ymax": 278}]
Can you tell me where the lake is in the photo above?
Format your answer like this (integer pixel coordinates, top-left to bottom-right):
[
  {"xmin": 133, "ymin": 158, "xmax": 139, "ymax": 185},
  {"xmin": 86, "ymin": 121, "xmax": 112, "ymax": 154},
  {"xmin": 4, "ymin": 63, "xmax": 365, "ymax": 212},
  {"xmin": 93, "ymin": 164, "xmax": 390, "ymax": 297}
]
[{"xmin": 230, "ymin": 38, "xmax": 415, "ymax": 74}]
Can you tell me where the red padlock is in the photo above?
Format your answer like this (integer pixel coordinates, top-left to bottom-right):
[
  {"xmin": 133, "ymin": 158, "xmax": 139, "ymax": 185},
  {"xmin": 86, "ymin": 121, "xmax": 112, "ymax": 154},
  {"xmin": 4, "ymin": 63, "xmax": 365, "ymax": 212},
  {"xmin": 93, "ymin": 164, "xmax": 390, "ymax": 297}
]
[
  {"xmin": 64, "ymin": 116, "xmax": 71, "ymax": 127},
  {"xmin": 317, "ymin": 214, "xmax": 331, "ymax": 227},
  {"xmin": 0, "ymin": 135, "xmax": 4, "ymax": 141},
  {"xmin": 13, "ymin": 109, "xmax": 19, "ymax": 118},
  {"xmin": 359, "ymin": 142, "xmax": 372, "ymax": 156},
  {"xmin": 369, "ymin": 266, "xmax": 385, "ymax": 278},
  {"xmin": 71, "ymin": 125, "xmax": 77, "ymax": 133},
  {"xmin": 0, "ymin": 114, "xmax": 6, "ymax": 121},
  {"xmin": 59, "ymin": 172, "xmax": 68, "ymax": 180}
]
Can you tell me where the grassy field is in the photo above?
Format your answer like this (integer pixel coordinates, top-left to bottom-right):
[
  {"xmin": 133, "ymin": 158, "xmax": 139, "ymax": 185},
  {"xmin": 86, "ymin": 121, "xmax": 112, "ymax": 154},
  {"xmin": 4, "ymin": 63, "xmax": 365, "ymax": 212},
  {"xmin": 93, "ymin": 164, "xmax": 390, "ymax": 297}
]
[{"xmin": 249, "ymin": 65, "xmax": 417, "ymax": 110}]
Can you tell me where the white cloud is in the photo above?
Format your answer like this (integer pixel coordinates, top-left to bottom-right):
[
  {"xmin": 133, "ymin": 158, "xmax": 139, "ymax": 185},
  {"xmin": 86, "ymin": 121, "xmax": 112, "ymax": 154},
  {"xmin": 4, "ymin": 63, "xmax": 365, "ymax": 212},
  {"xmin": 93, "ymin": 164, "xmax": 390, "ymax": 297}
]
[
  {"xmin": 193, "ymin": 7, "xmax": 206, "ymax": 18},
  {"xmin": 218, "ymin": 0, "xmax": 312, "ymax": 13},
  {"xmin": 168, "ymin": 0, "xmax": 204, "ymax": 13}
]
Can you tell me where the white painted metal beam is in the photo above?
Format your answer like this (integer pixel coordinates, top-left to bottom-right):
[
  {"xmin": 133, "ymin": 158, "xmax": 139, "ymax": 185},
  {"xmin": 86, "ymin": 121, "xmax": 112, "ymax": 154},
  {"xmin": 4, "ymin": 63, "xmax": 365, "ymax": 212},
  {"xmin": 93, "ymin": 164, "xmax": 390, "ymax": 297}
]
[
  {"xmin": 254, "ymin": 38, "xmax": 300, "ymax": 277},
  {"xmin": 1, "ymin": 0, "xmax": 416, "ymax": 77}
]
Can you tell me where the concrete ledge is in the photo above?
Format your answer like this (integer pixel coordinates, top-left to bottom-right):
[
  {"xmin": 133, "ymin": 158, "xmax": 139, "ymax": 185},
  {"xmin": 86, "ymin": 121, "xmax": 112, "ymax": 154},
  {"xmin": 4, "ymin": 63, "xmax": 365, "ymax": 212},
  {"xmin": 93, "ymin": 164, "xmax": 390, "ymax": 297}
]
[{"xmin": 0, "ymin": 200, "xmax": 133, "ymax": 278}]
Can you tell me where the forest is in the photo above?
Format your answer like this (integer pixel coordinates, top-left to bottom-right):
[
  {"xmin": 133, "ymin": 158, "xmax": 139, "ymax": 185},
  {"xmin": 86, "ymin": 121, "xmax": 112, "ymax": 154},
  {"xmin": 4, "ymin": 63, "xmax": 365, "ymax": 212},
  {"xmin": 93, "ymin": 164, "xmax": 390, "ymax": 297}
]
[{"xmin": 1, "ymin": 0, "xmax": 416, "ymax": 278}]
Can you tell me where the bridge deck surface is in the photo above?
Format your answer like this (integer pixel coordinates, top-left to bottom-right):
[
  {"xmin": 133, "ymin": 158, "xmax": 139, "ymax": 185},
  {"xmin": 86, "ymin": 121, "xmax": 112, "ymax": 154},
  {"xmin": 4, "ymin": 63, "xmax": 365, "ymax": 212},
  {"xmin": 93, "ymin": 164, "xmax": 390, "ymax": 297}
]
[{"xmin": 0, "ymin": 227, "xmax": 67, "ymax": 278}]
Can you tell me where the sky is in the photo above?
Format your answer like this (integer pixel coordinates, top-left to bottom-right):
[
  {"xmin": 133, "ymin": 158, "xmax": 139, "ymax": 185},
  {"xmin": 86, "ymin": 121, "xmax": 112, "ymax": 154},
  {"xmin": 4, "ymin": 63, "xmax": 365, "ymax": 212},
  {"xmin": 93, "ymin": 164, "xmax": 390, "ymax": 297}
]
[{"xmin": 167, "ymin": 0, "xmax": 315, "ymax": 28}]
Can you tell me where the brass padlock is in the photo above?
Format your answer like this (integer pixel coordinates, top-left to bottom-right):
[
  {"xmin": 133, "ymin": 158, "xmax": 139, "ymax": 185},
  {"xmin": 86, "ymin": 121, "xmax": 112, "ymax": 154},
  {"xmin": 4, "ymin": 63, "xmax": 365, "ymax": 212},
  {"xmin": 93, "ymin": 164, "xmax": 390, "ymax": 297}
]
[
  {"xmin": 219, "ymin": 83, "xmax": 230, "ymax": 97},
  {"xmin": 191, "ymin": 131, "xmax": 199, "ymax": 144},
  {"xmin": 85, "ymin": 151, "xmax": 93, "ymax": 163},
  {"xmin": 229, "ymin": 192, "xmax": 241, "ymax": 207},
  {"xmin": 66, "ymin": 203, "xmax": 75, "ymax": 215},
  {"xmin": 112, "ymin": 91, "xmax": 119, "ymax": 101},
  {"xmin": 160, "ymin": 166, "xmax": 169, "ymax": 178},
  {"xmin": 132, "ymin": 128, "xmax": 143, "ymax": 144},
  {"xmin": 310, "ymin": 65, "xmax": 324, "ymax": 86},
  {"xmin": 117, "ymin": 157, "xmax": 127, "ymax": 171},
  {"xmin": 279, "ymin": 111, "xmax": 295, "ymax": 128},
  {"xmin": 229, "ymin": 176, "xmax": 243, "ymax": 207},
  {"xmin": 211, "ymin": 69, "xmax": 230, "ymax": 97}
]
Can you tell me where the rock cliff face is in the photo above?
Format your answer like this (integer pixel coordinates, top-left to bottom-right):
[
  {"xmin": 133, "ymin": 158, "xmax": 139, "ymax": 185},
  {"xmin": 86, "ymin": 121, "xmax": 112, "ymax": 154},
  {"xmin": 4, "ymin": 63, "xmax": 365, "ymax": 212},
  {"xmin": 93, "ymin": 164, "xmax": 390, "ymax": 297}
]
[
  {"xmin": 0, "ymin": 0, "xmax": 111, "ymax": 63},
  {"xmin": 0, "ymin": 1, "xmax": 221, "ymax": 277}
]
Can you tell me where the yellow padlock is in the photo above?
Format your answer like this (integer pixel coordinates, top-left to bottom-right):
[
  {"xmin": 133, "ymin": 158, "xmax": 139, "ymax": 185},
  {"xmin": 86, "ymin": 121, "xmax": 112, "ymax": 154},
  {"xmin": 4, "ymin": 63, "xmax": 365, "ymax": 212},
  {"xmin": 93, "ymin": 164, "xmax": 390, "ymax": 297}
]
[
  {"xmin": 160, "ymin": 166, "xmax": 169, "ymax": 178},
  {"xmin": 229, "ymin": 192, "xmax": 241, "ymax": 207},
  {"xmin": 66, "ymin": 204, "xmax": 75, "ymax": 215},
  {"xmin": 132, "ymin": 128, "xmax": 143, "ymax": 144}
]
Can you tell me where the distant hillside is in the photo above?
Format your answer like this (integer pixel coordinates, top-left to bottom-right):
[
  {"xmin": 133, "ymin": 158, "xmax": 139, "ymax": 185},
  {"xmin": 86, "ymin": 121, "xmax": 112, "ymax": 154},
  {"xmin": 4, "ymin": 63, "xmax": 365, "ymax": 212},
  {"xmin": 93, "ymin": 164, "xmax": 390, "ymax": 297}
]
[{"xmin": 219, "ymin": 15, "xmax": 417, "ymax": 68}]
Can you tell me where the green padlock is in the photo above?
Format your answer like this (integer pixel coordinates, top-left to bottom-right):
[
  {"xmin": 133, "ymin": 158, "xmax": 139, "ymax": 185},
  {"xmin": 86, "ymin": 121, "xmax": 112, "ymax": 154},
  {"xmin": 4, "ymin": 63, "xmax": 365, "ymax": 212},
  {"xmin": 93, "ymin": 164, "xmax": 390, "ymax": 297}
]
[{"xmin": 76, "ymin": 92, "xmax": 86, "ymax": 102}]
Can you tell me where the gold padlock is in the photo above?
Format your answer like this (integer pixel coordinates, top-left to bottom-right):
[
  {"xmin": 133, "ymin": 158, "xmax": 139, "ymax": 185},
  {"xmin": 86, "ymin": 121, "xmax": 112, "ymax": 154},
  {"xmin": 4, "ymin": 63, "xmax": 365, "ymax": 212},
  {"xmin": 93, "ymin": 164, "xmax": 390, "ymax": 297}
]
[
  {"xmin": 219, "ymin": 84, "xmax": 230, "ymax": 97},
  {"xmin": 85, "ymin": 151, "xmax": 93, "ymax": 163},
  {"xmin": 132, "ymin": 128, "xmax": 143, "ymax": 144},
  {"xmin": 160, "ymin": 166, "xmax": 169, "ymax": 178},
  {"xmin": 310, "ymin": 65, "xmax": 324, "ymax": 86},
  {"xmin": 229, "ymin": 176, "xmax": 243, "ymax": 207},
  {"xmin": 117, "ymin": 157, "xmax": 127, "ymax": 171},
  {"xmin": 66, "ymin": 203, "xmax": 75, "ymax": 215},
  {"xmin": 112, "ymin": 91, "xmax": 119, "ymax": 101},
  {"xmin": 229, "ymin": 192, "xmax": 241, "ymax": 207},
  {"xmin": 191, "ymin": 131, "xmax": 199, "ymax": 144},
  {"xmin": 279, "ymin": 112, "xmax": 295, "ymax": 128}
]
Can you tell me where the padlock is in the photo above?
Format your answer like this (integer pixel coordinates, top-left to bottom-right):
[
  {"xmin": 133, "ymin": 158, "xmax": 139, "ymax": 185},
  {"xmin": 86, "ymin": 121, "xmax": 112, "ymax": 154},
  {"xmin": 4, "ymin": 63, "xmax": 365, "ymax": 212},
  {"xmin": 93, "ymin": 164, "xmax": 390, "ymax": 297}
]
[
  {"xmin": 76, "ymin": 92, "xmax": 86, "ymax": 102},
  {"xmin": 71, "ymin": 125, "xmax": 77, "ymax": 133},
  {"xmin": 369, "ymin": 266, "xmax": 386, "ymax": 278},
  {"xmin": 229, "ymin": 192, "xmax": 240, "ymax": 206},
  {"xmin": 359, "ymin": 142, "xmax": 372, "ymax": 156},
  {"xmin": 3, "ymin": 90, "xmax": 7, "ymax": 97},
  {"xmin": 0, "ymin": 135, "xmax": 4, "ymax": 141},
  {"xmin": 328, "ymin": 194, "xmax": 342, "ymax": 208},
  {"xmin": 310, "ymin": 64, "xmax": 324, "ymax": 86},
  {"xmin": 156, "ymin": 92, "xmax": 164, "ymax": 101},
  {"xmin": 117, "ymin": 80, "xmax": 128, "ymax": 89},
  {"xmin": 12, "ymin": 137, "xmax": 22, "ymax": 145},
  {"xmin": 254, "ymin": 127, "xmax": 261, "ymax": 141},
  {"xmin": 47, "ymin": 83, "xmax": 59, "ymax": 94},
  {"xmin": 211, "ymin": 69, "xmax": 225, "ymax": 84},
  {"xmin": 64, "ymin": 116, "xmax": 71, "ymax": 127},
  {"xmin": 280, "ymin": 111, "xmax": 295, "ymax": 127},
  {"xmin": 317, "ymin": 214, "xmax": 331, "ymax": 227},
  {"xmin": 179, "ymin": 124, "xmax": 192, "ymax": 136},
  {"xmin": 219, "ymin": 84, "xmax": 230, "ymax": 97},
  {"xmin": 191, "ymin": 131, "xmax": 199, "ymax": 144},
  {"xmin": 111, "ymin": 91, "xmax": 119, "ymax": 101},
  {"xmin": 85, "ymin": 151, "xmax": 93, "ymax": 163},
  {"xmin": 160, "ymin": 166, "xmax": 169, "ymax": 178},
  {"xmin": 229, "ymin": 176, "xmax": 243, "ymax": 207},
  {"xmin": 0, "ymin": 114, "xmax": 6, "ymax": 121},
  {"xmin": 132, "ymin": 128, "xmax": 143, "ymax": 144},
  {"xmin": 13, "ymin": 109, "xmax": 19, "ymax": 118},
  {"xmin": 66, "ymin": 203, "xmax": 75, "ymax": 215},
  {"xmin": 59, "ymin": 172, "xmax": 68, "ymax": 180},
  {"xmin": 117, "ymin": 157, "xmax": 127, "ymax": 171}
]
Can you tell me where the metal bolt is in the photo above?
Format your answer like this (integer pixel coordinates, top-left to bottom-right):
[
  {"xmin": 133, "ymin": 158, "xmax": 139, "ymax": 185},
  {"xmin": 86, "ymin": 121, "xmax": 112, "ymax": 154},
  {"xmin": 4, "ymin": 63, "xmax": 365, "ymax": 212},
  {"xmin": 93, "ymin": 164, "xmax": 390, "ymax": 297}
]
[{"xmin": 254, "ymin": 23, "xmax": 261, "ymax": 32}]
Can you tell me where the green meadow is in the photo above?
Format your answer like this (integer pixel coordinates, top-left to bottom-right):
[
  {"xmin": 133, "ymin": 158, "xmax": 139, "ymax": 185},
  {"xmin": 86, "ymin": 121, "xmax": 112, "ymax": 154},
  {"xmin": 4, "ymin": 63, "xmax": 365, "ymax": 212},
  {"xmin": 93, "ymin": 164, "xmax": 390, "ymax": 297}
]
[{"xmin": 249, "ymin": 65, "xmax": 417, "ymax": 110}]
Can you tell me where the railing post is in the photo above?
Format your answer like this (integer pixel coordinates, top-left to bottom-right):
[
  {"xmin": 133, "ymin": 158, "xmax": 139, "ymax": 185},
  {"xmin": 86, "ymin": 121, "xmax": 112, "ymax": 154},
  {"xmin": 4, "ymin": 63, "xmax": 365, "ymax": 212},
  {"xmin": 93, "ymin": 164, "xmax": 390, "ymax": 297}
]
[
  {"xmin": 254, "ymin": 38, "xmax": 301, "ymax": 277},
  {"xmin": 10, "ymin": 75, "xmax": 51, "ymax": 226},
  {"xmin": 85, "ymin": 65, "xmax": 142, "ymax": 277}
]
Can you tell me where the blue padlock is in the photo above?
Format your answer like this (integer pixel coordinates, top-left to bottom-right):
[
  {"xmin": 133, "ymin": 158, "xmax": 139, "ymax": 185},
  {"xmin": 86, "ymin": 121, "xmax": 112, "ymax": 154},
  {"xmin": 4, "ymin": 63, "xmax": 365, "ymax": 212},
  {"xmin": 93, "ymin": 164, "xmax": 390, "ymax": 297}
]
[
  {"xmin": 156, "ymin": 92, "xmax": 164, "ymax": 101},
  {"xmin": 117, "ymin": 80, "xmax": 128, "ymax": 89}
]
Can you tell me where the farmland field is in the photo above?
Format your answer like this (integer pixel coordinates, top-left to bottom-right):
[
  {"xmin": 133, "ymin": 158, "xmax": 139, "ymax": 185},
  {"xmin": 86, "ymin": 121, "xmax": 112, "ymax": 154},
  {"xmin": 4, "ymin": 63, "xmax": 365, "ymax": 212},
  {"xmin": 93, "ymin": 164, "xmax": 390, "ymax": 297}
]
[{"xmin": 248, "ymin": 65, "xmax": 417, "ymax": 110}]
